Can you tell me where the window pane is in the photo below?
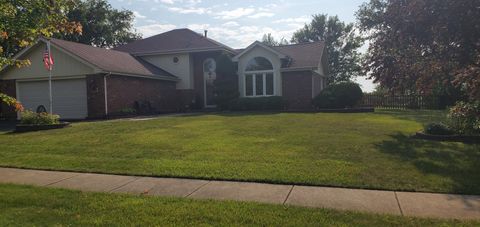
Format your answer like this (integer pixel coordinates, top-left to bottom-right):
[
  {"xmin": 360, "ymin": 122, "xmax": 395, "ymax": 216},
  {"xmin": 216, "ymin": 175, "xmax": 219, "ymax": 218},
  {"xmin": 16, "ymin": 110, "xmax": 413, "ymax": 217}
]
[
  {"xmin": 266, "ymin": 73, "xmax": 274, "ymax": 95},
  {"xmin": 245, "ymin": 57, "xmax": 273, "ymax": 71},
  {"xmin": 255, "ymin": 74, "xmax": 264, "ymax": 96},
  {"xmin": 245, "ymin": 74, "xmax": 253, "ymax": 96}
]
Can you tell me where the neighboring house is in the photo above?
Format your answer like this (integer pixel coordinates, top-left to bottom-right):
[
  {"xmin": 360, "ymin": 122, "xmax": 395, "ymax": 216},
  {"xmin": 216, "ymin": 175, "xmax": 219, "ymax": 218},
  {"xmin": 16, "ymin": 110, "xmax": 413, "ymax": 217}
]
[{"xmin": 0, "ymin": 28, "xmax": 328, "ymax": 119}]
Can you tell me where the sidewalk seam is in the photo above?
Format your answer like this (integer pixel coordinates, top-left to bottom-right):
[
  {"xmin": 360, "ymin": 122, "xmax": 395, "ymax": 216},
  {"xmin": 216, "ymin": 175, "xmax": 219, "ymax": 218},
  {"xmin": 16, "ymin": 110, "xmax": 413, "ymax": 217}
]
[
  {"xmin": 108, "ymin": 177, "xmax": 141, "ymax": 192},
  {"xmin": 283, "ymin": 185, "xmax": 294, "ymax": 205},
  {"xmin": 394, "ymin": 191, "xmax": 404, "ymax": 216},
  {"xmin": 185, "ymin": 181, "xmax": 211, "ymax": 198},
  {"xmin": 43, "ymin": 173, "xmax": 83, "ymax": 186}
]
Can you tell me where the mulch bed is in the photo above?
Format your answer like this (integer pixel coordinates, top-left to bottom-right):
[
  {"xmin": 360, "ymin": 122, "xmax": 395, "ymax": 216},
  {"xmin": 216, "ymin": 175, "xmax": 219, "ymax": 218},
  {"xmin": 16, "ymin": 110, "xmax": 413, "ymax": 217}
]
[
  {"xmin": 15, "ymin": 122, "xmax": 71, "ymax": 133},
  {"xmin": 413, "ymin": 131, "xmax": 480, "ymax": 144}
]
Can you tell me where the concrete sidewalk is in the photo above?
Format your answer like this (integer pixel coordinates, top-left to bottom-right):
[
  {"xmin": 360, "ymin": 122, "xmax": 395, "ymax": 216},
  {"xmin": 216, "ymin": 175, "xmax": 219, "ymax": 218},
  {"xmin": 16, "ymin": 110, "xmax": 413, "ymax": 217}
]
[{"xmin": 0, "ymin": 167, "xmax": 479, "ymax": 220}]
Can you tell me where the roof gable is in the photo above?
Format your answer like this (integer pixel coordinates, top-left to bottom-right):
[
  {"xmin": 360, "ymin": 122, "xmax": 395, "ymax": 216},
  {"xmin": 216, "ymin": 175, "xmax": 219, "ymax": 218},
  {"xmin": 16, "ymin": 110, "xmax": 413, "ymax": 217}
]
[
  {"xmin": 1, "ymin": 41, "xmax": 95, "ymax": 80},
  {"xmin": 113, "ymin": 28, "xmax": 235, "ymax": 55},
  {"xmin": 232, "ymin": 41, "xmax": 287, "ymax": 62}
]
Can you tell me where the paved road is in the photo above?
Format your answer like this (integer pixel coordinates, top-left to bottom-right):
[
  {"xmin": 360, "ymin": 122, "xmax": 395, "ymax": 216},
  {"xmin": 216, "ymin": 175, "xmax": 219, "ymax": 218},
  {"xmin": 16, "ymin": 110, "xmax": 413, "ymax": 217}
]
[{"xmin": 0, "ymin": 167, "xmax": 479, "ymax": 220}]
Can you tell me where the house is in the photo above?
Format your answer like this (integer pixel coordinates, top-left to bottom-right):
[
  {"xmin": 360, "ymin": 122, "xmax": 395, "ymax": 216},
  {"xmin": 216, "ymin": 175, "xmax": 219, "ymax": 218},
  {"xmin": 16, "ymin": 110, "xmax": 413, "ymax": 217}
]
[{"xmin": 0, "ymin": 28, "xmax": 328, "ymax": 119}]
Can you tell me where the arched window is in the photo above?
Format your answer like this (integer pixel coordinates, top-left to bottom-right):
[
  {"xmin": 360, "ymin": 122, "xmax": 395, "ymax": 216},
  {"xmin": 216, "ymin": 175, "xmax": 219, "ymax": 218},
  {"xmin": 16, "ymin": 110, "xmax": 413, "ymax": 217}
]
[
  {"xmin": 244, "ymin": 57, "xmax": 274, "ymax": 97},
  {"xmin": 245, "ymin": 57, "xmax": 273, "ymax": 71}
]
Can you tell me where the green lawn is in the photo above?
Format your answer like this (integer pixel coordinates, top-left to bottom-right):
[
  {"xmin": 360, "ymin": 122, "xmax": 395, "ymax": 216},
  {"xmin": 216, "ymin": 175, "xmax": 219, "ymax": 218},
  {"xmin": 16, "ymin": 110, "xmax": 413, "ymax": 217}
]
[
  {"xmin": 0, "ymin": 184, "xmax": 476, "ymax": 226},
  {"xmin": 0, "ymin": 110, "xmax": 479, "ymax": 194}
]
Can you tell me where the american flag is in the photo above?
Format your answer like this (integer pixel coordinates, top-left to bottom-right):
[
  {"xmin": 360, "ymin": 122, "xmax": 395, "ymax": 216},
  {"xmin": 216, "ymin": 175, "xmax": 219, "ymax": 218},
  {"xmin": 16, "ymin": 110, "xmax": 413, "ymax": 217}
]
[{"xmin": 43, "ymin": 42, "xmax": 54, "ymax": 71}]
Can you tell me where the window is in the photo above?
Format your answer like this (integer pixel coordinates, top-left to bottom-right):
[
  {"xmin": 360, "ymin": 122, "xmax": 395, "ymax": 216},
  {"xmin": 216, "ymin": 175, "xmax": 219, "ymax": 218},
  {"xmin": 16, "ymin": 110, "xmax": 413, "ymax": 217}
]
[
  {"xmin": 173, "ymin": 56, "xmax": 179, "ymax": 63},
  {"xmin": 244, "ymin": 57, "xmax": 274, "ymax": 97},
  {"xmin": 245, "ymin": 57, "xmax": 273, "ymax": 71}
]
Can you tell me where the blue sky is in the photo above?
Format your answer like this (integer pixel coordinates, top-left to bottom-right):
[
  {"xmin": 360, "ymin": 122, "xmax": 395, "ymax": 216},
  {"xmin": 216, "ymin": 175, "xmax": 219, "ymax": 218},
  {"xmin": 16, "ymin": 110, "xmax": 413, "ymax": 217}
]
[{"xmin": 110, "ymin": 0, "xmax": 375, "ymax": 91}]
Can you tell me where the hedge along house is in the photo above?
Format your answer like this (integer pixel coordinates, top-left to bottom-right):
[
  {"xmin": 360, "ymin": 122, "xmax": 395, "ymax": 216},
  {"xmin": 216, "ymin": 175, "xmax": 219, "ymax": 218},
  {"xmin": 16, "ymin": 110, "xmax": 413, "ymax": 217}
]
[{"xmin": 0, "ymin": 28, "xmax": 328, "ymax": 120}]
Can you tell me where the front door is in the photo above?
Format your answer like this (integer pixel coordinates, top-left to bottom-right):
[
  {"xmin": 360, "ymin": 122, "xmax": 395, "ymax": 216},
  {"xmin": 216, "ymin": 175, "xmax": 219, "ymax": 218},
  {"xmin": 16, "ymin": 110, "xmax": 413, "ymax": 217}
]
[{"xmin": 203, "ymin": 58, "xmax": 217, "ymax": 107}]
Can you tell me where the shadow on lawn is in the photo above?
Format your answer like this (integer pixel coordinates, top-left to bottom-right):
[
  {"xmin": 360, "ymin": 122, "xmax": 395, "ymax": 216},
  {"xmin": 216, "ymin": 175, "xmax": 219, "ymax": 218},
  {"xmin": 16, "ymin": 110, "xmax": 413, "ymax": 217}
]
[
  {"xmin": 179, "ymin": 111, "xmax": 284, "ymax": 118},
  {"xmin": 376, "ymin": 133, "xmax": 480, "ymax": 195},
  {"xmin": 374, "ymin": 109, "xmax": 448, "ymax": 124}
]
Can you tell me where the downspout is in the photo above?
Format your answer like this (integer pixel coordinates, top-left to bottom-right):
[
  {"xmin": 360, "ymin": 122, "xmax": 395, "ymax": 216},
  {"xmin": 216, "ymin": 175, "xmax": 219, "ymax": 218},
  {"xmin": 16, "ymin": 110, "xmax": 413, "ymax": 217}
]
[{"xmin": 104, "ymin": 73, "xmax": 111, "ymax": 118}]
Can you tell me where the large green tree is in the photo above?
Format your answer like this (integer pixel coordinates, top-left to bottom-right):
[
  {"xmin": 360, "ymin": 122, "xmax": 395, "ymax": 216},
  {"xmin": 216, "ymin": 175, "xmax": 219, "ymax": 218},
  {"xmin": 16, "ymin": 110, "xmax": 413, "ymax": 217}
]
[
  {"xmin": 261, "ymin": 33, "xmax": 289, "ymax": 46},
  {"xmin": 291, "ymin": 14, "xmax": 364, "ymax": 84},
  {"xmin": 0, "ymin": 0, "xmax": 81, "ymax": 109},
  {"xmin": 57, "ymin": 0, "xmax": 141, "ymax": 48},
  {"xmin": 357, "ymin": 0, "xmax": 480, "ymax": 101}
]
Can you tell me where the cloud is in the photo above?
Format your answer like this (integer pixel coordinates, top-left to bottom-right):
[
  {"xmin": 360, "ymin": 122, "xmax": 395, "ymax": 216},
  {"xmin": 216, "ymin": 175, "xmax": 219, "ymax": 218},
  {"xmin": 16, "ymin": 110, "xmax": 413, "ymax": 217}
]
[
  {"xmin": 185, "ymin": 23, "xmax": 298, "ymax": 48},
  {"xmin": 137, "ymin": 23, "xmax": 177, "ymax": 38},
  {"xmin": 273, "ymin": 16, "xmax": 311, "ymax": 24},
  {"xmin": 247, "ymin": 12, "xmax": 275, "ymax": 19},
  {"xmin": 133, "ymin": 11, "xmax": 146, "ymax": 19},
  {"xmin": 167, "ymin": 6, "xmax": 210, "ymax": 14},
  {"xmin": 215, "ymin": 8, "xmax": 255, "ymax": 20},
  {"xmin": 222, "ymin": 21, "xmax": 240, "ymax": 27}
]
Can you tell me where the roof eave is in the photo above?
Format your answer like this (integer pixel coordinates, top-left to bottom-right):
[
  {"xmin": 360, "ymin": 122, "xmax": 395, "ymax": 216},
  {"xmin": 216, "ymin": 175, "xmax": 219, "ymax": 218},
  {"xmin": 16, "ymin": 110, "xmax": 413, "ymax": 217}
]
[
  {"xmin": 280, "ymin": 66, "xmax": 318, "ymax": 72},
  {"xmin": 103, "ymin": 71, "xmax": 180, "ymax": 82}
]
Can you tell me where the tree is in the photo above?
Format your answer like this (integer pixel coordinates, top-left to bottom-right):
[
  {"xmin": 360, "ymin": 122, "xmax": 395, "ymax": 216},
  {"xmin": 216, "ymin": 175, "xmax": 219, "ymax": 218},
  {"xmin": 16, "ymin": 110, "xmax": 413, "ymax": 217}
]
[
  {"xmin": 261, "ymin": 33, "xmax": 289, "ymax": 46},
  {"xmin": 0, "ymin": 0, "xmax": 81, "ymax": 109},
  {"xmin": 357, "ymin": 0, "xmax": 480, "ymax": 102},
  {"xmin": 57, "ymin": 0, "xmax": 141, "ymax": 48},
  {"xmin": 291, "ymin": 14, "xmax": 364, "ymax": 84}
]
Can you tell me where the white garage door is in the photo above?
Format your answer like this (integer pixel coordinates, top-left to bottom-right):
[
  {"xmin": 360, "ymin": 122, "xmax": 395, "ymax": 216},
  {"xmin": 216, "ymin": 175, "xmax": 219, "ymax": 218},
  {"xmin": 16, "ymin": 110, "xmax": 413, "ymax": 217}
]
[{"xmin": 17, "ymin": 78, "xmax": 88, "ymax": 119}]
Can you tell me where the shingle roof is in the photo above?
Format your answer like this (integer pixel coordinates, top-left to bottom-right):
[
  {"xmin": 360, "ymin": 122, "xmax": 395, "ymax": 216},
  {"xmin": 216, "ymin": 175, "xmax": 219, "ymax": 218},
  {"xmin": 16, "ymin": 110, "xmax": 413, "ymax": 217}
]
[
  {"xmin": 272, "ymin": 41, "xmax": 325, "ymax": 68},
  {"xmin": 113, "ymin": 28, "xmax": 235, "ymax": 55},
  {"xmin": 50, "ymin": 38, "xmax": 176, "ymax": 79}
]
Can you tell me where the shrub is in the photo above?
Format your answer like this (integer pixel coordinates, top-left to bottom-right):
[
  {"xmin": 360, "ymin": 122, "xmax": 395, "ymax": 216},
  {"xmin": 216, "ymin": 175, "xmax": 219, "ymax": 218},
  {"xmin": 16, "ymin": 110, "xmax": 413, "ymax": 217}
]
[
  {"xmin": 447, "ymin": 101, "xmax": 480, "ymax": 135},
  {"xmin": 20, "ymin": 111, "xmax": 60, "ymax": 125},
  {"xmin": 229, "ymin": 96, "xmax": 286, "ymax": 111},
  {"xmin": 313, "ymin": 82, "xmax": 363, "ymax": 109},
  {"xmin": 423, "ymin": 123, "xmax": 454, "ymax": 135},
  {"xmin": 213, "ymin": 54, "xmax": 239, "ymax": 110}
]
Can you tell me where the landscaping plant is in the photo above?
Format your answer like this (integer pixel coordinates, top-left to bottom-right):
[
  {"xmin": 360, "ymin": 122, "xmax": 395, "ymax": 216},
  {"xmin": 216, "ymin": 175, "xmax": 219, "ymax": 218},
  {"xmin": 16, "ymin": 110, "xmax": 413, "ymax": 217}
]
[
  {"xmin": 20, "ymin": 111, "xmax": 60, "ymax": 125},
  {"xmin": 447, "ymin": 101, "xmax": 480, "ymax": 135},
  {"xmin": 423, "ymin": 123, "xmax": 454, "ymax": 136},
  {"xmin": 313, "ymin": 82, "xmax": 363, "ymax": 109}
]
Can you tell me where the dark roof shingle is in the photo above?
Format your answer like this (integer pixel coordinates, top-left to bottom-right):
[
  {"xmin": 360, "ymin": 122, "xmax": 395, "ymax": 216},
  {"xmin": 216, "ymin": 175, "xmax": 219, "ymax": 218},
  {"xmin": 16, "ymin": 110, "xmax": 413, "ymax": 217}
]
[
  {"xmin": 113, "ymin": 28, "xmax": 234, "ymax": 54},
  {"xmin": 50, "ymin": 38, "xmax": 176, "ymax": 79},
  {"xmin": 272, "ymin": 41, "xmax": 325, "ymax": 68}
]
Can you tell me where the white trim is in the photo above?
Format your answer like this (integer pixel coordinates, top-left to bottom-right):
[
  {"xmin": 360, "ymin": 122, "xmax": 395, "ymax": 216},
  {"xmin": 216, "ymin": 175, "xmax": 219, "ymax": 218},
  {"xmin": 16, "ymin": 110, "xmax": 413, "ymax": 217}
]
[
  {"xmin": 232, "ymin": 41, "xmax": 287, "ymax": 62},
  {"xmin": 203, "ymin": 58, "xmax": 217, "ymax": 108},
  {"xmin": 104, "ymin": 74, "xmax": 109, "ymax": 116}
]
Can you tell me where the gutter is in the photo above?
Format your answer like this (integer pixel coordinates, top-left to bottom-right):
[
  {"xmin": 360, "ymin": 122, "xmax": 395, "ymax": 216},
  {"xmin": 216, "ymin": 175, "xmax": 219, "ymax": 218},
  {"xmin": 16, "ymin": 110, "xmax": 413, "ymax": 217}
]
[{"xmin": 104, "ymin": 73, "xmax": 111, "ymax": 117}]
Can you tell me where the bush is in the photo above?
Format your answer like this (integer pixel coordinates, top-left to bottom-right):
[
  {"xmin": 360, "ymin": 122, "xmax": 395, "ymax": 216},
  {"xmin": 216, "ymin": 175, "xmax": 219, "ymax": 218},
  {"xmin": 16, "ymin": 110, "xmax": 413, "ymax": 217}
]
[
  {"xmin": 448, "ymin": 101, "xmax": 480, "ymax": 135},
  {"xmin": 229, "ymin": 96, "xmax": 286, "ymax": 111},
  {"xmin": 423, "ymin": 123, "xmax": 455, "ymax": 135},
  {"xmin": 20, "ymin": 111, "xmax": 60, "ymax": 125},
  {"xmin": 313, "ymin": 82, "xmax": 363, "ymax": 109}
]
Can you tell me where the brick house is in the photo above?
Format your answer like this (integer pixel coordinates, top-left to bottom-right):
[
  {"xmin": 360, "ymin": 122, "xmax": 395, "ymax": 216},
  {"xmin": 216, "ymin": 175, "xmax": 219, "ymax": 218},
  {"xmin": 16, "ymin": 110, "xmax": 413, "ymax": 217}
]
[{"xmin": 0, "ymin": 28, "xmax": 328, "ymax": 119}]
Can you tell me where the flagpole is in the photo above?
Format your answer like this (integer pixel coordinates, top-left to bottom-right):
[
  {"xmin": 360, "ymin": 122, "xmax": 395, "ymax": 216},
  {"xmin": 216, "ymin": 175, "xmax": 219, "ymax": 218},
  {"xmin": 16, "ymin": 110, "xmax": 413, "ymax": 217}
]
[{"xmin": 48, "ymin": 41, "xmax": 53, "ymax": 114}]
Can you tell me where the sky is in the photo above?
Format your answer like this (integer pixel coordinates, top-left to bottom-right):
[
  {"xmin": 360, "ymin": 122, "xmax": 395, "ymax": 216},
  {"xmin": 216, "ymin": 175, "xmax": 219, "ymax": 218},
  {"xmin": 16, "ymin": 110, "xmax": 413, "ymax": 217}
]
[{"xmin": 109, "ymin": 0, "xmax": 375, "ymax": 91}]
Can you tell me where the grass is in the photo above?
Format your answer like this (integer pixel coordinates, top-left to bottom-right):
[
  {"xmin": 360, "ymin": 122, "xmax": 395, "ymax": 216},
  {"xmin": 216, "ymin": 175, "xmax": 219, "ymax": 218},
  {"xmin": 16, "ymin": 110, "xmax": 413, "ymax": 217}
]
[
  {"xmin": 0, "ymin": 184, "xmax": 476, "ymax": 226},
  {"xmin": 0, "ymin": 109, "xmax": 479, "ymax": 194}
]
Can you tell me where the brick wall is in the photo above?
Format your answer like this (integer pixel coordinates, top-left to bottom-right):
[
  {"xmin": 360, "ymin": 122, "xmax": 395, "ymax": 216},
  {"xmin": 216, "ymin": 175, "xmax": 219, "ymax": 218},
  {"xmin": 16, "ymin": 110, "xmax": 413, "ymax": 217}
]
[
  {"xmin": 105, "ymin": 75, "xmax": 178, "ymax": 115},
  {"xmin": 86, "ymin": 75, "xmax": 106, "ymax": 119},
  {"xmin": 0, "ymin": 80, "xmax": 17, "ymax": 119},
  {"xmin": 282, "ymin": 71, "xmax": 313, "ymax": 110}
]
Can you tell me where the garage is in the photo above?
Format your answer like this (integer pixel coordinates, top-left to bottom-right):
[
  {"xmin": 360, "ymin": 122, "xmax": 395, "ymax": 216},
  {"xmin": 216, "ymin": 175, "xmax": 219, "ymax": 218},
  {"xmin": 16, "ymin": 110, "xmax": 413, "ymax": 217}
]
[{"xmin": 17, "ymin": 78, "xmax": 88, "ymax": 119}]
